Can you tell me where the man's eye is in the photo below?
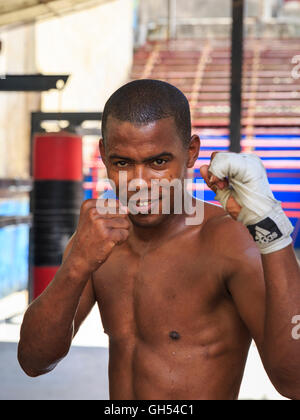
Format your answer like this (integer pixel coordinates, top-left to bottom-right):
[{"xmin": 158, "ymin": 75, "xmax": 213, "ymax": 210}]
[
  {"xmin": 116, "ymin": 161, "xmax": 128, "ymax": 167},
  {"xmin": 153, "ymin": 159, "xmax": 167, "ymax": 166}
]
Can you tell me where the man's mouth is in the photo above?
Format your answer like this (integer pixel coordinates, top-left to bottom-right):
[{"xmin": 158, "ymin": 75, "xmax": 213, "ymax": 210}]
[{"xmin": 132, "ymin": 198, "xmax": 161, "ymax": 213}]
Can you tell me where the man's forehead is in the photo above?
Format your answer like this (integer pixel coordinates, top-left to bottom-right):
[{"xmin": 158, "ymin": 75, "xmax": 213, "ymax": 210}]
[
  {"xmin": 104, "ymin": 116, "xmax": 183, "ymax": 158},
  {"xmin": 105, "ymin": 115, "xmax": 178, "ymax": 138}
]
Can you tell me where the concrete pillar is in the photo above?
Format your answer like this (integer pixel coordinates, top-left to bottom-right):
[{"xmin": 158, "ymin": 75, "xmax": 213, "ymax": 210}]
[{"xmin": 262, "ymin": 0, "xmax": 275, "ymax": 19}]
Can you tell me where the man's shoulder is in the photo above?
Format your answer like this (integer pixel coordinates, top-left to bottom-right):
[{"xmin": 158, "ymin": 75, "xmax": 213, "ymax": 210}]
[
  {"xmin": 201, "ymin": 201, "xmax": 259, "ymax": 258},
  {"xmin": 201, "ymin": 201, "xmax": 231, "ymax": 232},
  {"xmin": 202, "ymin": 200, "xmax": 227, "ymax": 221}
]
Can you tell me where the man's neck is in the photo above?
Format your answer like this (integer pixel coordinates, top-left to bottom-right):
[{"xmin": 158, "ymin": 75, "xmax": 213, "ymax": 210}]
[{"xmin": 130, "ymin": 212, "xmax": 188, "ymax": 245}]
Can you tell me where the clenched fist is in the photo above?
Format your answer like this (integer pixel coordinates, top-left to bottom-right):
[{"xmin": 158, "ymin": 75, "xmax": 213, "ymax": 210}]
[
  {"xmin": 200, "ymin": 152, "xmax": 293, "ymax": 254},
  {"xmin": 68, "ymin": 199, "xmax": 130, "ymax": 274}
]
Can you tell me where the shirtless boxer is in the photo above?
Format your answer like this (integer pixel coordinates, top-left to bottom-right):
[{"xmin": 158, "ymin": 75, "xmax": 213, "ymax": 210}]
[{"xmin": 18, "ymin": 80, "xmax": 300, "ymax": 400}]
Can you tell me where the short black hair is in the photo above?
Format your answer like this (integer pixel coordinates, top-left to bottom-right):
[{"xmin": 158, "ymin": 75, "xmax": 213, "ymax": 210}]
[{"xmin": 101, "ymin": 79, "xmax": 191, "ymax": 147}]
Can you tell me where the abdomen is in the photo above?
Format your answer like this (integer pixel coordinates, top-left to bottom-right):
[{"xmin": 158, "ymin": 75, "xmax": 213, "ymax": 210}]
[{"xmin": 108, "ymin": 335, "xmax": 250, "ymax": 400}]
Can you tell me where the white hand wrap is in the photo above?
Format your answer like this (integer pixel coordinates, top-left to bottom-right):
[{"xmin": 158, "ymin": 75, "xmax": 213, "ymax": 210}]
[{"xmin": 209, "ymin": 153, "xmax": 294, "ymax": 254}]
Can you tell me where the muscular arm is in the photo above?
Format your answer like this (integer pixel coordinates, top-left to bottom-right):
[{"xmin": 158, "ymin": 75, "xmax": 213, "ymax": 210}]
[
  {"xmin": 18, "ymin": 198, "xmax": 129, "ymax": 377},
  {"xmin": 260, "ymin": 245, "xmax": 300, "ymax": 398},
  {"xmin": 223, "ymin": 219, "xmax": 300, "ymax": 399},
  {"xmin": 201, "ymin": 152, "xmax": 300, "ymax": 398},
  {"xmin": 18, "ymin": 235, "xmax": 96, "ymax": 377}
]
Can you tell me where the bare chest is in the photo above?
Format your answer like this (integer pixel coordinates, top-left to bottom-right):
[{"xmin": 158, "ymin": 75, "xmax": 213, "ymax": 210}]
[{"xmin": 92, "ymin": 237, "xmax": 230, "ymax": 345}]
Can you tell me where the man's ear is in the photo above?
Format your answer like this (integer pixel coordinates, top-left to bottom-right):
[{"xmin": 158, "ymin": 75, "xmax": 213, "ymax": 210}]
[
  {"xmin": 187, "ymin": 134, "xmax": 200, "ymax": 168},
  {"xmin": 99, "ymin": 138, "xmax": 106, "ymax": 164}
]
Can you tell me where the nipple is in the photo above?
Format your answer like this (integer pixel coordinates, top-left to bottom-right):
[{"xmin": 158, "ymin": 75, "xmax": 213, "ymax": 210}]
[{"xmin": 169, "ymin": 331, "xmax": 180, "ymax": 340}]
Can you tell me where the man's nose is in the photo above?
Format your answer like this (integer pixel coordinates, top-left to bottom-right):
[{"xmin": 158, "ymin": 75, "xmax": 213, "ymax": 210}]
[
  {"xmin": 132, "ymin": 164, "xmax": 149, "ymax": 182},
  {"xmin": 129, "ymin": 164, "xmax": 152, "ymax": 190}
]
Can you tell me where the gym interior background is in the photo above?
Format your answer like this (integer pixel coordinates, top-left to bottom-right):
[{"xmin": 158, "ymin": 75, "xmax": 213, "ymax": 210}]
[{"xmin": 0, "ymin": 0, "xmax": 300, "ymax": 400}]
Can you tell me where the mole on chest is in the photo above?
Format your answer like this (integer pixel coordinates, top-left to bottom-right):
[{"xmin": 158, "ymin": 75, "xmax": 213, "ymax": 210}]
[{"xmin": 169, "ymin": 331, "xmax": 181, "ymax": 340}]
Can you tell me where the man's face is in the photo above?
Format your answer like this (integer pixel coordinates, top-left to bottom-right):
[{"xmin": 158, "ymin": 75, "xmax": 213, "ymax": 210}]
[{"xmin": 100, "ymin": 116, "xmax": 199, "ymax": 227}]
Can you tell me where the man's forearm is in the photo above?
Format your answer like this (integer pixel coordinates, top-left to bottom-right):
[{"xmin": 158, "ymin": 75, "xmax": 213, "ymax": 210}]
[
  {"xmin": 18, "ymin": 258, "xmax": 90, "ymax": 377},
  {"xmin": 261, "ymin": 244, "xmax": 300, "ymax": 397}
]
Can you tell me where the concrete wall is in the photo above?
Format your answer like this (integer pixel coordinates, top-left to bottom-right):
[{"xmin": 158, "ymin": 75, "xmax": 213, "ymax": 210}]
[
  {"xmin": 36, "ymin": 0, "xmax": 134, "ymax": 113},
  {"xmin": 140, "ymin": 0, "xmax": 261, "ymax": 21},
  {"xmin": 137, "ymin": 0, "xmax": 262, "ymax": 41},
  {"xmin": 0, "ymin": 0, "xmax": 134, "ymax": 179},
  {"xmin": 138, "ymin": 0, "xmax": 300, "ymax": 39},
  {"xmin": 0, "ymin": 25, "xmax": 40, "ymax": 179},
  {"xmin": 279, "ymin": 0, "xmax": 300, "ymax": 17}
]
